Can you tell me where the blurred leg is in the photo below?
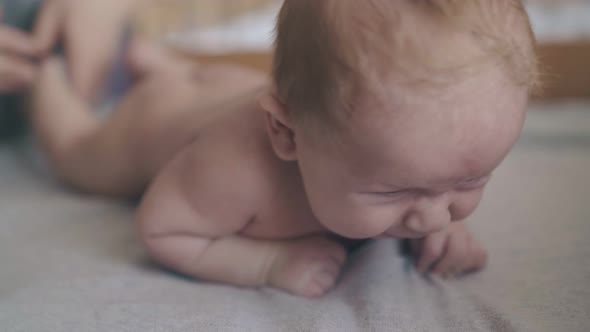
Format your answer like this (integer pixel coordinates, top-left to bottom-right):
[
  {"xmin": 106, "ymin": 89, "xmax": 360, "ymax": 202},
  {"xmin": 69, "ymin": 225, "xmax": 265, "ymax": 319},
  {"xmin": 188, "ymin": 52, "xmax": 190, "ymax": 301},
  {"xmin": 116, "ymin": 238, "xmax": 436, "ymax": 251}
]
[
  {"xmin": 29, "ymin": 50, "xmax": 268, "ymax": 197},
  {"xmin": 29, "ymin": 57, "xmax": 146, "ymax": 196}
]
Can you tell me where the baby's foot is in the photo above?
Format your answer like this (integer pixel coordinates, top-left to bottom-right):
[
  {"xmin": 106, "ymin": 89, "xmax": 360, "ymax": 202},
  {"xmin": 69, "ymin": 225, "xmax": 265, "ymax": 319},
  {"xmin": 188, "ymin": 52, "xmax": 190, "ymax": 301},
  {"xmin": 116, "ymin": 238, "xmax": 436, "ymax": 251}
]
[
  {"xmin": 126, "ymin": 38, "xmax": 193, "ymax": 79},
  {"xmin": 267, "ymin": 236, "xmax": 347, "ymax": 298}
]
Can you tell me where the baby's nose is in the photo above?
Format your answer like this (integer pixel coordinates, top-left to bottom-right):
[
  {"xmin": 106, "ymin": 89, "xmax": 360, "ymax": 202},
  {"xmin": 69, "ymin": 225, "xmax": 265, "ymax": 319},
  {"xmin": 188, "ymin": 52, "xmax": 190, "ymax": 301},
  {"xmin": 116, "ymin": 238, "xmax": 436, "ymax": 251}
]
[
  {"xmin": 404, "ymin": 212, "xmax": 450, "ymax": 234},
  {"xmin": 404, "ymin": 195, "xmax": 452, "ymax": 234}
]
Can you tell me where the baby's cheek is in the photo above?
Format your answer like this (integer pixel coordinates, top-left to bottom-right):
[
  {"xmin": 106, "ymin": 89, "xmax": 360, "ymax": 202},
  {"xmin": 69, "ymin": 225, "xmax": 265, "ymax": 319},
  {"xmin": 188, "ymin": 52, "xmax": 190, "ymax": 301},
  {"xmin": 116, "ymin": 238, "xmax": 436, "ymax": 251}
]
[
  {"xmin": 450, "ymin": 190, "xmax": 484, "ymax": 221},
  {"xmin": 321, "ymin": 203, "xmax": 396, "ymax": 239},
  {"xmin": 349, "ymin": 205, "xmax": 407, "ymax": 238}
]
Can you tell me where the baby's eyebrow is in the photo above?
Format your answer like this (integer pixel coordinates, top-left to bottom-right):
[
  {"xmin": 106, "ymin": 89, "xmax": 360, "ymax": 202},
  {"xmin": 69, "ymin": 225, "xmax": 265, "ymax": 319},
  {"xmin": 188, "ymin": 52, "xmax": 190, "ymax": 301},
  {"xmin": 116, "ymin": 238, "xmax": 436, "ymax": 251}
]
[
  {"xmin": 454, "ymin": 174, "xmax": 491, "ymax": 185},
  {"xmin": 415, "ymin": 174, "xmax": 492, "ymax": 190},
  {"xmin": 367, "ymin": 173, "xmax": 492, "ymax": 192}
]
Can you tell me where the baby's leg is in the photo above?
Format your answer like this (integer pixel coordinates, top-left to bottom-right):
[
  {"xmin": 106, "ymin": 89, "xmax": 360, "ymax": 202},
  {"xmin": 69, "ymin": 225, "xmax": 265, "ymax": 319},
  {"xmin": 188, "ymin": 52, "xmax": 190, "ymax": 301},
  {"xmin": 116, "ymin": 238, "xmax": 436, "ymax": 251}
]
[
  {"xmin": 29, "ymin": 58, "xmax": 149, "ymax": 196},
  {"xmin": 29, "ymin": 45, "xmax": 266, "ymax": 197}
]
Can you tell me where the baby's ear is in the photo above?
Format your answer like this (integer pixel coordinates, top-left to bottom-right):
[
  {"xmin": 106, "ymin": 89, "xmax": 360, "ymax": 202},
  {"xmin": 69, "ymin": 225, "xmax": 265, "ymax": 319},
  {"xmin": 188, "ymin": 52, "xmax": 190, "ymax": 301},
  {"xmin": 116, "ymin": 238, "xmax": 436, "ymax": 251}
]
[
  {"xmin": 258, "ymin": 88, "xmax": 290, "ymax": 125},
  {"xmin": 259, "ymin": 90, "xmax": 297, "ymax": 161}
]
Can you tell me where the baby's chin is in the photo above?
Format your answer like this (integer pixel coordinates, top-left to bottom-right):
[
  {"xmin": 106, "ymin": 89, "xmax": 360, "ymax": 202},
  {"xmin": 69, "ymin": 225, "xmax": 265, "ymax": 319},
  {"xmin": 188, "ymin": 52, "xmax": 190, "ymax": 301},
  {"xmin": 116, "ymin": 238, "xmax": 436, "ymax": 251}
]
[
  {"xmin": 380, "ymin": 229, "xmax": 430, "ymax": 240},
  {"xmin": 326, "ymin": 224, "xmax": 428, "ymax": 240}
]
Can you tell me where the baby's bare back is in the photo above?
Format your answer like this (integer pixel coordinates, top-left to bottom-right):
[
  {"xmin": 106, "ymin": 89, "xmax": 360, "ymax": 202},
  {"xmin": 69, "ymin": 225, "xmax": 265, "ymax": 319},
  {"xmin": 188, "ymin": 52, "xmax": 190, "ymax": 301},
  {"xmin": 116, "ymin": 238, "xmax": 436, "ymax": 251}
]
[
  {"xmin": 146, "ymin": 97, "xmax": 324, "ymax": 240},
  {"xmin": 135, "ymin": 60, "xmax": 323, "ymax": 239},
  {"xmin": 125, "ymin": 63, "xmax": 270, "ymax": 181}
]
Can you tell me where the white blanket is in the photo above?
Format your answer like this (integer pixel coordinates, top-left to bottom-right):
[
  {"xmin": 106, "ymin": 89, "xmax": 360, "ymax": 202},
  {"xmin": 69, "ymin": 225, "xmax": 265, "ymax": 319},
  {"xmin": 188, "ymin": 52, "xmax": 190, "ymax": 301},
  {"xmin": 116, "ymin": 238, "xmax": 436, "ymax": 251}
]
[{"xmin": 1, "ymin": 103, "xmax": 590, "ymax": 331}]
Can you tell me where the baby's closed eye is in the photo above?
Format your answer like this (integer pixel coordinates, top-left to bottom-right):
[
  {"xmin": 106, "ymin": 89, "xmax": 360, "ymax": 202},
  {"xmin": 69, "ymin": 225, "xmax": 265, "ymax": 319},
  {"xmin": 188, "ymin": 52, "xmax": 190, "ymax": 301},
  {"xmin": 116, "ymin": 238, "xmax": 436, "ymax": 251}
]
[
  {"xmin": 377, "ymin": 190, "xmax": 413, "ymax": 198},
  {"xmin": 455, "ymin": 176, "xmax": 491, "ymax": 191}
]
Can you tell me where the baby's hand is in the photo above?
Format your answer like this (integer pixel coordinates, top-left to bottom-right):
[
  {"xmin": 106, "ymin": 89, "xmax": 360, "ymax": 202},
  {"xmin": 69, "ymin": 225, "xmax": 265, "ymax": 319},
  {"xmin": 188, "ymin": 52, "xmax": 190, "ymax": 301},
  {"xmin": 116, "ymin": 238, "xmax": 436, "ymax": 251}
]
[
  {"xmin": 410, "ymin": 222, "xmax": 487, "ymax": 278},
  {"xmin": 268, "ymin": 236, "xmax": 347, "ymax": 298},
  {"xmin": 0, "ymin": 24, "xmax": 38, "ymax": 92}
]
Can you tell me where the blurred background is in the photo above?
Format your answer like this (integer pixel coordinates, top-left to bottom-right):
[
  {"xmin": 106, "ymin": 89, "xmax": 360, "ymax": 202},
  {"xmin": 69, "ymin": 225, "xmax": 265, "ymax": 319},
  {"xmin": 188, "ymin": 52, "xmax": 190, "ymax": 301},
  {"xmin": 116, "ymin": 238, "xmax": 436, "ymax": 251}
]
[
  {"xmin": 131, "ymin": 0, "xmax": 590, "ymax": 100},
  {"xmin": 0, "ymin": 2, "xmax": 588, "ymax": 330},
  {"xmin": 1, "ymin": 0, "xmax": 588, "ymax": 139}
]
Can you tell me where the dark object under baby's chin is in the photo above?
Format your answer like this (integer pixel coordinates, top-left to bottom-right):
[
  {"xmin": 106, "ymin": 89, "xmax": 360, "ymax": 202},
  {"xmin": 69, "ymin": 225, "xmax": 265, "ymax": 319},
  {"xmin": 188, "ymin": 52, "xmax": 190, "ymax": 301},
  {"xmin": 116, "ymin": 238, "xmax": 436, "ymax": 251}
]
[
  {"xmin": 0, "ymin": 0, "xmax": 44, "ymax": 142},
  {"xmin": 398, "ymin": 239, "xmax": 413, "ymax": 257},
  {"xmin": 348, "ymin": 239, "xmax": 369, "ymax": 252},
  {"xmin": 0, "ymin": 95, "xmax": 27, "ymax": 142}
]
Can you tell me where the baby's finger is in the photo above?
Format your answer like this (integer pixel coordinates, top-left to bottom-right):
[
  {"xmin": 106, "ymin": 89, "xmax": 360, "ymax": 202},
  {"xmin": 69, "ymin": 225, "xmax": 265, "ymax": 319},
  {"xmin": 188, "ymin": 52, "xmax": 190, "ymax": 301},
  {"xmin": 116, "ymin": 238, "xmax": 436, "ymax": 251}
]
[
  {"xmin": 0, "ymin": 54, "xmax": 36, "ymax": 91},
  {"xmin": 0, "ymin": 26, "xmax": 37, "ymax": 56},
  {"xmin": 416, "ymin": 231, "xmax": 449, "ymax": 274},
  {"xmin": 431, "ymin": 234, "xmax": 467, "ymax": 277},
  {"xmin": 464, "ymin": 238, "xmax": 488, "ymax": 274}
]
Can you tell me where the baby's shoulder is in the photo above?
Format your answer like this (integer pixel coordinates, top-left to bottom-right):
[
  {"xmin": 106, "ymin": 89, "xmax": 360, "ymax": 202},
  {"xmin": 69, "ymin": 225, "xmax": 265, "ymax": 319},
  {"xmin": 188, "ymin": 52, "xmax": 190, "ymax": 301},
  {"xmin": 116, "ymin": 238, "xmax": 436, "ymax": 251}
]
[{"xmin": 175, "ymin": 118, "xmax": 277, "ymax": 207}]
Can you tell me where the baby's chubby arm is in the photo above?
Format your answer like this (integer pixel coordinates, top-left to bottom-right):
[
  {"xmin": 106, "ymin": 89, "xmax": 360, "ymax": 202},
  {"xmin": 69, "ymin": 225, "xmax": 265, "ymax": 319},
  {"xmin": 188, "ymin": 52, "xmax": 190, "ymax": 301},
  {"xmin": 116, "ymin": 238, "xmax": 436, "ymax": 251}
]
[
  {"xmin": 136, "ymin": 144, "xmax": 347, "ymax": 297},
  {"xmin": 136, "ymin": 146, "xmax": 278, "ymax": 287}
]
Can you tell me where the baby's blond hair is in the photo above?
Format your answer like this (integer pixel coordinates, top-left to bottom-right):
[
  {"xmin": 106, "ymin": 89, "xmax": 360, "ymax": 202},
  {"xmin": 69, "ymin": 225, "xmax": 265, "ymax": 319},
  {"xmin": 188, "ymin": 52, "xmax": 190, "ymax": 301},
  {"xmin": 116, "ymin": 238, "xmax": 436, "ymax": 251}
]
[{"xmin": 273, "ymin": 0, "xmax": 539, "ymax": 129}]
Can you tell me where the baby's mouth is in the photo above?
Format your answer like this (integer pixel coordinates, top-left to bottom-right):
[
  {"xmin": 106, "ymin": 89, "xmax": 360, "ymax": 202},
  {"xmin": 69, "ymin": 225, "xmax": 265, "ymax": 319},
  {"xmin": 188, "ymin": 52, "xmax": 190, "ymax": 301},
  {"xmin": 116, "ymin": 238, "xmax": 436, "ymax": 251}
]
[{"xmin": 381, "ymin": 229, "xmax": 428, "ymax": 240}]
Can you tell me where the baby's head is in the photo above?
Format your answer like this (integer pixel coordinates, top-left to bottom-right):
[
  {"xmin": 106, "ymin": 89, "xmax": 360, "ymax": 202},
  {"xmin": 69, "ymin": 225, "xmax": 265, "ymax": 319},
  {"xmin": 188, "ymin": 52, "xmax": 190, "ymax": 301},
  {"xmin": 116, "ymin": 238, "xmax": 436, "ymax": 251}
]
[{"xmin": 261, "ymin": 0, "xmax": 538, "ymax": 239}]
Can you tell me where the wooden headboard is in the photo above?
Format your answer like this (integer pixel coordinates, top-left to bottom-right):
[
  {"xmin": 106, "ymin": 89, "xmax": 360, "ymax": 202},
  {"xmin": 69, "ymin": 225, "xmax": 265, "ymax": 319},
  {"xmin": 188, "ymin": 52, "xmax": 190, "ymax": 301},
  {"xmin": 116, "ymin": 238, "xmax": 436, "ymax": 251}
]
[
  {"xmin": 140, "ymin": 0, "xmax": 589, "ymax": 100},
  {"xmin": 537, "ymin": 42, "xmax": 590, "ymax": 99},
  {"xmin": 180, "ymin": 41, "xmax": 590, "ymax": 100},
  {"xmin": 134, "ymin": 0, "xmax": 275, "ymax": 39}
]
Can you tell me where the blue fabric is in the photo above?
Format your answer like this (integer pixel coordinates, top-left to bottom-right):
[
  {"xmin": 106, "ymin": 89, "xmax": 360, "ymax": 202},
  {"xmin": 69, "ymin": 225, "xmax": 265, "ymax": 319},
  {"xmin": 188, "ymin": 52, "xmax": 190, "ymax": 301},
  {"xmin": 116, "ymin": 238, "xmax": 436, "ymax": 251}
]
[{"xmin": 0, "ymin": 0, "xmax": 42, "ymax": 31}]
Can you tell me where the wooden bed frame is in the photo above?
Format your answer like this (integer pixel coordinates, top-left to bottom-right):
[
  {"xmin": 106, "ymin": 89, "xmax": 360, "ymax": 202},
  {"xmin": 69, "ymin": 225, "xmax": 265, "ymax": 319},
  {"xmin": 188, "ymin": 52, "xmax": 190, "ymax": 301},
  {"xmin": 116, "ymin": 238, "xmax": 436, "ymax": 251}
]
[
  {"xmin": 134, "ymin": 0, "xmax": 589, "ymax": 100},
  {"xmin": 536, "ymin": 42, "xmax": 590, "ymax": 99},
  {"xmin": 182, "ymin": 41, "xmax": 590, "ymax": 100}
]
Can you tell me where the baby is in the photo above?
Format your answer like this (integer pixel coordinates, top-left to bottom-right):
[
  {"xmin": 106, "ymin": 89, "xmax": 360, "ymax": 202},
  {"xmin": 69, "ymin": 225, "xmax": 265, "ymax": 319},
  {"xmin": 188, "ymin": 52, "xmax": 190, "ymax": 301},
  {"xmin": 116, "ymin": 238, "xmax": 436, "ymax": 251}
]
[{"xmin": 29, "ymin": 0, "xmax": 538, "ymax": 298}]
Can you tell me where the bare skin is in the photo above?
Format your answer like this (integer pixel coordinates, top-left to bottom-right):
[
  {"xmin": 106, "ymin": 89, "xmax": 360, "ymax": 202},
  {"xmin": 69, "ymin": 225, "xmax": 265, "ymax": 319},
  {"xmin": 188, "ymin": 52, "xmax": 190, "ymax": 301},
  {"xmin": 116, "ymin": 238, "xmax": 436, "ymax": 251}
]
[
  {"xmin": 28, "ymin": 36, "xmax": 526, "ymax": 297},
  {"xmin": 34, "ymin": 0, "xmax": 142, "ymax": 101},
  {"xmin": 0, "ymin": 23, "xmax": 38, "ymax": 92}
]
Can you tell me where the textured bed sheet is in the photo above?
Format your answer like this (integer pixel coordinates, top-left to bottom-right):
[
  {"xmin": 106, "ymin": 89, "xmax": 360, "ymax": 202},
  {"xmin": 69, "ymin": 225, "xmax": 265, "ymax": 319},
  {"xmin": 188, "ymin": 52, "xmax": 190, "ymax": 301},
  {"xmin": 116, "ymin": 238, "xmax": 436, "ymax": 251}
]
[{"xmin": 1, "ymin": 103, "xmax": 589, "ymax": 332}]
